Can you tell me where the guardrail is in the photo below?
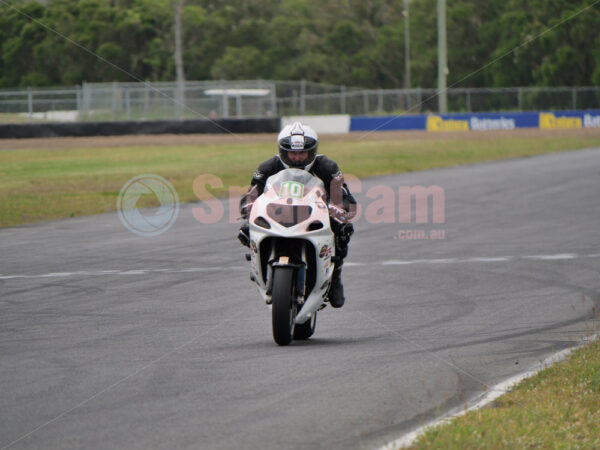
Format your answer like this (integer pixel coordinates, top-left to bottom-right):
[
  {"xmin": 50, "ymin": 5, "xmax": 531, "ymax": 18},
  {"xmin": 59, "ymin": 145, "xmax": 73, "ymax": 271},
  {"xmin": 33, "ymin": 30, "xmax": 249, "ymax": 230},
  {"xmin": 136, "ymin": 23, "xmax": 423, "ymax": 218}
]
[{"xmin": 0, "ymin": 118, "xmax": 280, "ymax": 139}]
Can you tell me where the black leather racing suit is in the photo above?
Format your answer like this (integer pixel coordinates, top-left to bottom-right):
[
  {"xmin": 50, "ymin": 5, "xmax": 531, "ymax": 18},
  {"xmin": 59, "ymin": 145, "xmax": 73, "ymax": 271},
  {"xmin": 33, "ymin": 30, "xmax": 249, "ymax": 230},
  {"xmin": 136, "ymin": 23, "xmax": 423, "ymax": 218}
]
[{"xmin": 239, "ymin": 155, "xmax": 356, "ymax": 262}]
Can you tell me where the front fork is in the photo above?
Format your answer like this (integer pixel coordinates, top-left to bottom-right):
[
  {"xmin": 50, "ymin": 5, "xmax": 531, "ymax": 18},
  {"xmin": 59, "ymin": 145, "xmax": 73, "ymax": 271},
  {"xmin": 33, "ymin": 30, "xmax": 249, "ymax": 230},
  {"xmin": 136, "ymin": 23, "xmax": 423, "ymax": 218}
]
[{"xmin": 266, "ymin": 242, "xmax": 307, "ymax": 305}]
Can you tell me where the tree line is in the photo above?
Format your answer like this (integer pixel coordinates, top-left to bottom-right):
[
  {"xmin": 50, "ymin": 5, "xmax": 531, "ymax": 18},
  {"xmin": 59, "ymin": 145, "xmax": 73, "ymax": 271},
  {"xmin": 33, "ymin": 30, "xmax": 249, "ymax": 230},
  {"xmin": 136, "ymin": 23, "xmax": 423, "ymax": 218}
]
[{"xmin": 1, "ymin": 0, "xmax": 599, "ymax": 89}]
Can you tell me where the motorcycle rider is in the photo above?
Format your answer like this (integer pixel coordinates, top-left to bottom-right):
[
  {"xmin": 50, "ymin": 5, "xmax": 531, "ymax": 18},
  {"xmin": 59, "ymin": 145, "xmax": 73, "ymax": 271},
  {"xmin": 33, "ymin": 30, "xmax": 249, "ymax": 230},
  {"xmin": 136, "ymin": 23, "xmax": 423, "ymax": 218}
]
[{"xmin": 238, "ymin": 122, "xmax": 356, "ymax": 308}]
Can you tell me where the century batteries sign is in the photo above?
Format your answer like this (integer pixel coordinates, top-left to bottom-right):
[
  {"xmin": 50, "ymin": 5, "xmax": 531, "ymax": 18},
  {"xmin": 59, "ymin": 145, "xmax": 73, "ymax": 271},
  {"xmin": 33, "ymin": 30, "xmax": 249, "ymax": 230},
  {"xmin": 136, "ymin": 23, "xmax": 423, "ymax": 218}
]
[
  {"xmin": 426, "ymin": 115, "xmax": 518, "ymax": 131},
  {"xmin": 539, "ymin": 111, "xmax": 600, "ymax": 129}
]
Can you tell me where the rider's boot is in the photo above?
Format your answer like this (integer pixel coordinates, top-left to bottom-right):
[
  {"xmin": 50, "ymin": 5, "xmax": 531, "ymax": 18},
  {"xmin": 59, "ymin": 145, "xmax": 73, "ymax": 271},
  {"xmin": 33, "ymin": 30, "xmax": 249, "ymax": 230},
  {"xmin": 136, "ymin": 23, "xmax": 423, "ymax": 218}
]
[{"xmin": 328, "ymin": 266, "xmax": 345, "ymax": 308}]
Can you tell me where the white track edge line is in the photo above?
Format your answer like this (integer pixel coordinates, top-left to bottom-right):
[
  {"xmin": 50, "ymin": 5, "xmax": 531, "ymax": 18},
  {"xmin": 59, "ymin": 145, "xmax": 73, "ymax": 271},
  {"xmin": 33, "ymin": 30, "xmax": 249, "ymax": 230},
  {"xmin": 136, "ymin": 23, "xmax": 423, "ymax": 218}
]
[
  {"xmin": 379, "ymin": 333, "xmax": 599, "ymax": 450},
  {"xmin": 2, "ymin": 253, "xmax": 600, "ymax": 280}
]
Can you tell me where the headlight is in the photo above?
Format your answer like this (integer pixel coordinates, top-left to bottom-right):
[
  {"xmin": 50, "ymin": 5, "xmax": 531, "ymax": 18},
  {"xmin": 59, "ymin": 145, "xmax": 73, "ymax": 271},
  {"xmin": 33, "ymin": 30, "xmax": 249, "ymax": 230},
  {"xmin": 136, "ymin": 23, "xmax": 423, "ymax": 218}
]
[{"xmin": 254, "ymin": 216, "xmax": 271, "ymax": 229}]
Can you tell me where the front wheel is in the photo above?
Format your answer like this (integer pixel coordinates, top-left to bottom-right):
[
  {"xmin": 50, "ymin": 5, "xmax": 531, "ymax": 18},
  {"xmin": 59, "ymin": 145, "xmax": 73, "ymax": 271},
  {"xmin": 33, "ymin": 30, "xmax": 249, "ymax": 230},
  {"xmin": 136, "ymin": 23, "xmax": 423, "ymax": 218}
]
[
  {"xmin": 293, "ymin": 312, "xmax": 317, "ymax": 340},
  {"xmin": 272, "ymin": 267, "xmax": 296, "ymax": 346}
]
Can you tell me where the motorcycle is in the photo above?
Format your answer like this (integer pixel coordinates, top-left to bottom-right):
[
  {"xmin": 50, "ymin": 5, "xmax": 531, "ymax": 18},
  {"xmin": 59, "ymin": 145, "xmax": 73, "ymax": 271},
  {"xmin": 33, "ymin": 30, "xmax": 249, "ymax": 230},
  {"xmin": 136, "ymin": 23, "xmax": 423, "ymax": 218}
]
[{"xmin": 246, "ymin": 168, "xmax": 336, "ymax": 345}]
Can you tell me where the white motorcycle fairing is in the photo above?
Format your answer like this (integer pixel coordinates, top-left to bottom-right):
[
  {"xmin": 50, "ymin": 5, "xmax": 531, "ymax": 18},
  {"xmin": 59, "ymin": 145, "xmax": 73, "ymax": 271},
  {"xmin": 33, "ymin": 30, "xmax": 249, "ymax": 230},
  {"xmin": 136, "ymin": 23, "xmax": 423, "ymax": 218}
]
[{"xmin": 248, "ymin": 169, "xmax": 336, "ymax": 331}]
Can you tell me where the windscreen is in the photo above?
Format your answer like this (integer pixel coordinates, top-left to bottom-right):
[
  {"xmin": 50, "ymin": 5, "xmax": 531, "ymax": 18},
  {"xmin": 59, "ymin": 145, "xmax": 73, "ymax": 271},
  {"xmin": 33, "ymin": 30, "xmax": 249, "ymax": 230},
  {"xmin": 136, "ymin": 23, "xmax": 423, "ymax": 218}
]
[{"xmin": 264, "ymin": 169, "xmax": 325, "ymax": 199}]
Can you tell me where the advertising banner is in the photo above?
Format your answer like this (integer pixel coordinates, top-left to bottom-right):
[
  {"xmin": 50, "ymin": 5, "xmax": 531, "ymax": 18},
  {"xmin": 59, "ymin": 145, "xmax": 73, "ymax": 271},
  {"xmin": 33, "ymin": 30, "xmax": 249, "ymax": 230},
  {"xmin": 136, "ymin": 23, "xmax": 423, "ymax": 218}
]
[{"xmin": 349, "ymin": 110, "xmax": 600, "ymax": 132}]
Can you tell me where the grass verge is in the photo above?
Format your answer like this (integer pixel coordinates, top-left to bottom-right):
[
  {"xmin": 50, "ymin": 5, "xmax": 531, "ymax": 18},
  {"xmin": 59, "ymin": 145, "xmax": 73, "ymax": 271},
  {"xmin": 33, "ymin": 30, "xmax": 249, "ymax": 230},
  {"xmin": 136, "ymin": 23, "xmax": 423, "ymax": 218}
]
[
  {"xmin": 2, "ymin": 130, "xmax": 600, "ymax": 227},
  {"xmin": 410, "ymin": 337, "xmax": 600, "ymax": 449}
]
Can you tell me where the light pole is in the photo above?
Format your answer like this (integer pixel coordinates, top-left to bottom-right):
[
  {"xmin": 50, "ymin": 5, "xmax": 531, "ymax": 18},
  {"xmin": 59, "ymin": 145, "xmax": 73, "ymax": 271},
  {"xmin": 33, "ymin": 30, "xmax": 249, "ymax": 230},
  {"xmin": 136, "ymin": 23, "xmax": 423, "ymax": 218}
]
[
  {"xmin": 437, "ymin": 0, "xmax": 448, "ymax": 113},
  {"xmin": 173, "ymin": 0, "xmax": 186, "ymax": 119},
  {"xmin": 404, "ymin": 0, "xmax": 411, "ymax": 110},
  {"xmin": 404, "ymin": 0, "xmax": 410, "ymax": 90}
]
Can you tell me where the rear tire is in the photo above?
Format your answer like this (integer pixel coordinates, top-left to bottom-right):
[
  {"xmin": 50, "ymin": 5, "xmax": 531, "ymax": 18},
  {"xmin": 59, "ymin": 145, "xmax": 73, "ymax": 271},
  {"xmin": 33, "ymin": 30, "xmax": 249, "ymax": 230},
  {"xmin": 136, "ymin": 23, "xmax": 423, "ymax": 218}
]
[
  {"xmin": 272, "ymin": 267, "xmax": 295, "ymax": 346},
  {"xmin": 293, "ymin": 312, "xmax": 317, "ymax": 340}
]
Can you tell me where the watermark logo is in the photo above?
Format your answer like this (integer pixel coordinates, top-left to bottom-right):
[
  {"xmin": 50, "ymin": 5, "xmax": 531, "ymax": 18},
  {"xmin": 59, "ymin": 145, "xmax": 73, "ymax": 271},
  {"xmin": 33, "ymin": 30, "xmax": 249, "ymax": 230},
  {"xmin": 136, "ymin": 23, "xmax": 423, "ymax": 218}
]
[
  {"xmin": 117, "ymin": 174, "xmax": 179, "ymax": 237},
  {"xmin": 393, "ymin": 229, "xmax": 446, "ymax": 240},
  {"xmin": 116, "ymin": 173, "xmax": 446, "ymax": 241},
  {"xmin": 191, "ymin": 174, "xmax": 446, "ymax": 226}
]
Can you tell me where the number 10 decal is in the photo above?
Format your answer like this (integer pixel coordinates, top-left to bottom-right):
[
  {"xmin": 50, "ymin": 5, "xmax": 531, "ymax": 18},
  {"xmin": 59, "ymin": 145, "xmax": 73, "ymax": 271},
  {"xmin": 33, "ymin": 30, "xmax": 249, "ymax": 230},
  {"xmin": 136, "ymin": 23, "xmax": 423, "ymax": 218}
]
[{"xmin": 279, "ymin": 181, "xmax": 304, "ymax": 199}]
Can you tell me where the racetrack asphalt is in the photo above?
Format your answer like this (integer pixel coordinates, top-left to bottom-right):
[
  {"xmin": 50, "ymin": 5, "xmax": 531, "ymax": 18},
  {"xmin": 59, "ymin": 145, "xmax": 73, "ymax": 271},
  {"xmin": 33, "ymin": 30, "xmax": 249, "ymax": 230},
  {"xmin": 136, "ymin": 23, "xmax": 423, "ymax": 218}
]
[{"xmin": 1, "ymin": 148, "xmax": 599, "ymax": 449}]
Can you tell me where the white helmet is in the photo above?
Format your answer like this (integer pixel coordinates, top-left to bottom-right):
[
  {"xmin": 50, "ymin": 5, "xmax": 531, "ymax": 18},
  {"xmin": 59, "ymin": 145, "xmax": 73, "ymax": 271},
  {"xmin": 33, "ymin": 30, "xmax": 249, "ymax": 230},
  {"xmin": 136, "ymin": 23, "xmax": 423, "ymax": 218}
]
[{"xmin": 277, "ymin": 122, "xmax": 318, "ymax": 170}]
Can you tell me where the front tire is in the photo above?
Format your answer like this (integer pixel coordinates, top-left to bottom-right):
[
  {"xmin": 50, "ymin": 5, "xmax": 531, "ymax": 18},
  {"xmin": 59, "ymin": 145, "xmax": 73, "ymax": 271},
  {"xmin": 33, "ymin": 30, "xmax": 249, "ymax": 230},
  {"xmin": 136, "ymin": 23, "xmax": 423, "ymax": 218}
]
[
  {"xmin": 272, "ymin": 267, "xmax": 295, "ymax": 346},
  {"xmin": 293, "ymin": 312, "xmax": 317, "ymax": 340}
]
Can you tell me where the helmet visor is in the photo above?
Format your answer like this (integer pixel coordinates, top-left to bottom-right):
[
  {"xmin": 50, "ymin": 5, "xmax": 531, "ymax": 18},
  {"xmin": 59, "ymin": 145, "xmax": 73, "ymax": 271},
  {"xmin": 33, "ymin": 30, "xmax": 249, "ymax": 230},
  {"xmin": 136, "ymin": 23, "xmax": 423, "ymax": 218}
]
[{"xmin": 279, "ymin": 136, "xmax": 317, "ymax": 151}]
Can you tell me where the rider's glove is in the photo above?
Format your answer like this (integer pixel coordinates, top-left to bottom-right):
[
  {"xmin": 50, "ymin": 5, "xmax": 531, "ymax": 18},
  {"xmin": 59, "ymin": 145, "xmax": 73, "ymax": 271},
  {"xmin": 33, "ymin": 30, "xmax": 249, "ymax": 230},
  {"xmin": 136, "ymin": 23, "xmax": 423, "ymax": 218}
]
[
  {"xmin": 328, "ymin": 204, "xmax": 348, "ymax": 223},
  {"xmin": 238, "ymin": 223, "xmax": 250, "ymax": 248}
]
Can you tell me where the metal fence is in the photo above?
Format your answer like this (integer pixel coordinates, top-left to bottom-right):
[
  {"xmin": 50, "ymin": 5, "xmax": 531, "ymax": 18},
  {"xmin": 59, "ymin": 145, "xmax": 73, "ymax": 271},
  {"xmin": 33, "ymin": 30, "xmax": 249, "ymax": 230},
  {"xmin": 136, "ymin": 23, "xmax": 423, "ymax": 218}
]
[{"xmin": 1, "ymin": 80, "xmax": 599, "ymax": 123}]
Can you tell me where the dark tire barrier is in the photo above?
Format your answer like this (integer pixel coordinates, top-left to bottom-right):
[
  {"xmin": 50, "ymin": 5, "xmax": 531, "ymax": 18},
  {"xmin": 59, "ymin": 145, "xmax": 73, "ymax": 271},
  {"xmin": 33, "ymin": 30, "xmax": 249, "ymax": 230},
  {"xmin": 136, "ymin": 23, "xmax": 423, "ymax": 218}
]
[{"xmin": 0, "ymin": 118, "xmax": 280, "ymax": 139}]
